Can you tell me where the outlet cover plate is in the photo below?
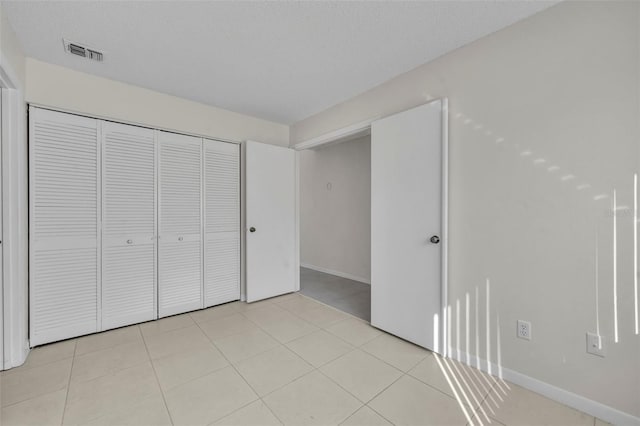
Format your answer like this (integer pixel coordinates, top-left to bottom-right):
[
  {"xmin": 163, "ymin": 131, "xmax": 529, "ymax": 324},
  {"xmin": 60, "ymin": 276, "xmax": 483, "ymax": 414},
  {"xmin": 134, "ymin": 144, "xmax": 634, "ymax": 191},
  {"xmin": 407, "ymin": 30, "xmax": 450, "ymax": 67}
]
[
  {"xmin": 586, "ymin": 332, "xmax": 606, "ymax": 357},
  {"xmin": 517, "ymin": 320, "xmax": 531, "ymax": 340}
]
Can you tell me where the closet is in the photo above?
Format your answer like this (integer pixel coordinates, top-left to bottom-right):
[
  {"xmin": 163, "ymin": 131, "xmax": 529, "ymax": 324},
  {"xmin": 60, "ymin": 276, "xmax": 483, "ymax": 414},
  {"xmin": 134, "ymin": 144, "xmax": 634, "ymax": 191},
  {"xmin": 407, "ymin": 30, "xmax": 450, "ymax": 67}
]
[
  {"xmin": 158, "ymin": 132, "xmax": 203, "ymax": 317},
  {"xmin": 102, "ymin": 122, "xmax": 157, "ymax": 330},
  {"xmin": 29, "ymin": 107, "xmax": 240, "ymax": 346}
]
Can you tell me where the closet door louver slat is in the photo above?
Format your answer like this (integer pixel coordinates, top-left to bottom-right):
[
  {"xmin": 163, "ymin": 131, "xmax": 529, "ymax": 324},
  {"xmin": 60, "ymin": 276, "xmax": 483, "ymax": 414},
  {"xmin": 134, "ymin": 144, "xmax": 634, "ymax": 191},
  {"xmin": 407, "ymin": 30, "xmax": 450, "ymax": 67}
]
[
  {"xmin": 29, "ymin": 108, "xmax": 100, "ymax": 346},
  {"xmin": 101, "ymin": 122, "xmax": 157, "ymax": 330},
  {"xmin": 158, "ymin": 132, "xmax": 203, "ymax": 317},
  {"xmin": 203, "ymin": 140, "xmax": 240, "ymax": 307}
]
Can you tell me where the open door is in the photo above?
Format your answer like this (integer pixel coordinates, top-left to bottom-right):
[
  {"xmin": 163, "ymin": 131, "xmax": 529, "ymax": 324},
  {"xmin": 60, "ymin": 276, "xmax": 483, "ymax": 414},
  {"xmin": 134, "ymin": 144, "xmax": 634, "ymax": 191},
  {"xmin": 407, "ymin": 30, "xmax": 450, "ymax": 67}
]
[
  {"xmin": 245, "ymin": 141, "xmax": 297, "ymax": 302},
  {"xmin": 371, "ymin": 99, "xmax": 447, "ymax": 353}
]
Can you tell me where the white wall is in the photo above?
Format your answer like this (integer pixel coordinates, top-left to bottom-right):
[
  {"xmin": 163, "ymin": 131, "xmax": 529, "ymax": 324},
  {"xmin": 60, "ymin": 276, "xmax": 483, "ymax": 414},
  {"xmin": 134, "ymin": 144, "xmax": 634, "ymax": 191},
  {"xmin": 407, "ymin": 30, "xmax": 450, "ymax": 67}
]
[
  {"xmin": 292, "ymin": 1, "xmax": 640, "ymax": 421},
  {"xmin": 300, "ymin": 136, "xmax": 371, "ymax": 283},
  {"xmin": 25, "ymin": 58, "xmax": 290, "ymax": 147},
  {"xmin": 0, "ymin": 3, "xmax": 29, "ymax": 369}
]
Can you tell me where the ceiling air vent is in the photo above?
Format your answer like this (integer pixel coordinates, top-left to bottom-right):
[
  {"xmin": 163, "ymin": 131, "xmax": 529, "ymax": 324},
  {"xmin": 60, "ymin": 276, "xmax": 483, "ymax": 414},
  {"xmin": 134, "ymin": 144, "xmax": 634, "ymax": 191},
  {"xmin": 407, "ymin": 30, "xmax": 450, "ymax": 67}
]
[{"xmin": 63, "ymin": 39, "xmax": 104, "ymax": 62}]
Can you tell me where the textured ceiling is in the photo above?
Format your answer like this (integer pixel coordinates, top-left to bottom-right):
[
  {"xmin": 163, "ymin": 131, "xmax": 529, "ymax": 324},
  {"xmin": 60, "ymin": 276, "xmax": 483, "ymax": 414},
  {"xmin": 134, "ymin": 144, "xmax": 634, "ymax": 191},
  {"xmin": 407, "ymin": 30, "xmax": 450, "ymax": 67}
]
[{"xmin": 3, "ymin": 1, "xmax": 556, "ymax": 124}]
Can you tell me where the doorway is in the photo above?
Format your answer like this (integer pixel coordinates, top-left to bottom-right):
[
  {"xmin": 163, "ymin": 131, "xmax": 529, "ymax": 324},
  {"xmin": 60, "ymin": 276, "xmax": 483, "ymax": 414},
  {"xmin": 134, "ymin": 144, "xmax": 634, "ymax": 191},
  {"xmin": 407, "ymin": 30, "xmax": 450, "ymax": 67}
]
[
  {"xmin": 294, "ymin": 99, "xmax": 448, "ymax": 353},
  {"xmin": 298, "ymin": 135, "xmax": 371, "ymax": 321}
]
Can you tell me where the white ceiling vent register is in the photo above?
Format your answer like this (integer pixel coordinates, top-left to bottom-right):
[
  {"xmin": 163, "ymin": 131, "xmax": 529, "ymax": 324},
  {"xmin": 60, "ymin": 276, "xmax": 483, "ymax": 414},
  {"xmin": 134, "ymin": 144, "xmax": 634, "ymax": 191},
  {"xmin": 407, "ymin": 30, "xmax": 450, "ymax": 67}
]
[{"xmin": 62, "ymin": 38, "xmax": 104, "ymax": 62}]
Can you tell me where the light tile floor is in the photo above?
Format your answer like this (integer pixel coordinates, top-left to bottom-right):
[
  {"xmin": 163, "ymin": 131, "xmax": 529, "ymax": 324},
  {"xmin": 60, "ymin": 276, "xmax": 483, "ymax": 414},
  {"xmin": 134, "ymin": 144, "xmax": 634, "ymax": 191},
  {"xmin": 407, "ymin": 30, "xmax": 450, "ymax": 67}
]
[
  {"xmin": 1, "ymin": 293, "xmax": 604, "ymax": 426},
  {"xmin": 299, "ymin": 267, "xmax": 371, "ymax": 321}
]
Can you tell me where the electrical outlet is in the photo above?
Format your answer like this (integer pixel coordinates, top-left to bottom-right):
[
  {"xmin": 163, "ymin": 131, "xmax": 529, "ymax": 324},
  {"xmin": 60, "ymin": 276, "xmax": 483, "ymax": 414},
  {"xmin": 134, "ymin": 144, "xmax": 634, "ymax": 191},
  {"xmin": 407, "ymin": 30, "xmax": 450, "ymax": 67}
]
[
  {"xmin": 517, "ymin": 320, "xmax": 531, "ymax": 340},
  {"xmin": 586, "ymin": 332, "xmax": 606, "ymax": 357}
]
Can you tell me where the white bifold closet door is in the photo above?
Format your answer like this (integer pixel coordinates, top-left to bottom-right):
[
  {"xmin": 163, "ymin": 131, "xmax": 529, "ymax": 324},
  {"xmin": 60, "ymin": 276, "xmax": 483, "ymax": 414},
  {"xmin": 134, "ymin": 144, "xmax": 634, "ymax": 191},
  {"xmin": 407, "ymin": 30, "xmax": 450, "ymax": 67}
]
[
  {"xmin": 158, "ymin": 131, "xmax": 203, "ymax": 317},
  {"xmin": 203, "ymin": 140, "xmax": 240, "ymax": 307},
  {"xmin": 101, "ymin": 122, "xmax": 157, "ymax": 330},
  {"xmin": 29, "ymin": 108, "xmax": 100, "ymax": 346}
]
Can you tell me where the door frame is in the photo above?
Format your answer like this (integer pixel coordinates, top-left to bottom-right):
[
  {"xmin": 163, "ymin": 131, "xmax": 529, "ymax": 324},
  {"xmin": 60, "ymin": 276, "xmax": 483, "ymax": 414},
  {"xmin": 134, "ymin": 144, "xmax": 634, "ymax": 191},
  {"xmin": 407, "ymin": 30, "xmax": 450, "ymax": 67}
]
[
  {"xmin": 292, "ymin": 99, "xmax": 449, "ymax": 356},
  {"xmin": 1, "ymin": 60, "xmax": 29, "ymax": 369}
]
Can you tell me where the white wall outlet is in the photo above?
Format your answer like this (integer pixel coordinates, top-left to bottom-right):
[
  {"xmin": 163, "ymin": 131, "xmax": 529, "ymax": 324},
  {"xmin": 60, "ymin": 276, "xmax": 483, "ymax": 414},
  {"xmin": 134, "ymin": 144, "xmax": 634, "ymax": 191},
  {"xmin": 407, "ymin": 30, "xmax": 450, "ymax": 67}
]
[
  {"xmin": 586, "ymin": 332, "xmax": 606, "ymax": 357},
  {"xmin": 517, "ymin": 320, "xmax": 531, "ymax": 340}
]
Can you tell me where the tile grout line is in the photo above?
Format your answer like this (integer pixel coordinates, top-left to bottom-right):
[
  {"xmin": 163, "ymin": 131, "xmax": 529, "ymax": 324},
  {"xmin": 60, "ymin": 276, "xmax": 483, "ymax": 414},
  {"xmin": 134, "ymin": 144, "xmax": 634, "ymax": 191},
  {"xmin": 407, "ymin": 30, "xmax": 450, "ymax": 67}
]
[
  {"xmin": 192, "ymin": 314, "xmax": 286, "ymax": 425},
  {"xmin": 221, "ymin": 300, "xmax": 354, "ymax": 424},
  {"xmin": 244, "ymin": 296, "xmax": 399, "ymax": 423},
  {"xmin": 149, "ymin": 296, "xmax": 492, "ymax": 426},
  {"xmin": 288, "ymin": 292, "xmax": 370, "ymax": 323},
  {"xmin": 139, "ymin": 326, "xmax": 176, "ymax": 426},
  {"xmin": 60, "ymin": 339, "xmax": 78, "ymax": 426}
]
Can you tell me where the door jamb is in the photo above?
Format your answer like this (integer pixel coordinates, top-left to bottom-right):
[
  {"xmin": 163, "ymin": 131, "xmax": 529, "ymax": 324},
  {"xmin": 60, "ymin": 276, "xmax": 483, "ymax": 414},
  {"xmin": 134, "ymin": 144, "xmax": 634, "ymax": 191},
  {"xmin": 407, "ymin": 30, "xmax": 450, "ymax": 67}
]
[
  {"xmin": 292, "ymin": 99, "xmax": 449, "ymax": 356},
  {"xmin": 0, "ymin": 59, "xmax": 29, "ymax": 369}
]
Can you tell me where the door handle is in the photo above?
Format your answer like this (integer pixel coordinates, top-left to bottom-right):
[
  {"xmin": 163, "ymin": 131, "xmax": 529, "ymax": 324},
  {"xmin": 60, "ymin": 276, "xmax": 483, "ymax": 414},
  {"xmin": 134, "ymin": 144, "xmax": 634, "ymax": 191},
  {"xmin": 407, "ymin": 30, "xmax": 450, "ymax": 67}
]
[
  {"xmin": 126, "ymin": 239, "xmax": 133, "ymax": 244},
  {"xmin": 249, "ymin": 227, "xmax": 256, "ymax": 233},
  {"xmin": 430, "ymin": 235, "xmax": 440, "ymax": 244},
  {"xmin": 178, "ymin": 236, "xmax": 184, "ymax": 241}
]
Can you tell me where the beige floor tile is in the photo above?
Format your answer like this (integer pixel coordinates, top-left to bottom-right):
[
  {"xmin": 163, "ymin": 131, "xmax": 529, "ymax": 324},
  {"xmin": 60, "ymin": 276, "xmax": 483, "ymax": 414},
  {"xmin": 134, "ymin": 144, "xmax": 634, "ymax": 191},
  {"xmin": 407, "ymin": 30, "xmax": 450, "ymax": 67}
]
[
  {"xmin": 233, "ymin": 299, "xmax": 275, "ymax": 313},
  {"xmin": 235, "ymin": 345, "xmax": 313, "ymax": 396},
  {"xmin": 270, "ymin": 292, "xmax": 304, "ymax": 304},
  {"xmin": 213, "ymin": 400, "xmax": 282, "ymax": 426},
  {"xmin": 213, "ymin": 328, "xmax": 280, "ymax": 363},
  {"xmin": 369, "ymin": 375, "xmax": 471, "ymax": 425},
  {"xmin": 324, "ymin": 318, "xmax": 381, "ymax": 346},
  {"xmin": 242, "ymin": 304, "xmax": 291, "ymax": 324},
  {"xmin": 71, "ymin": 340, "xmax": 149, "ymax": 383},
  {"xmin": 276, "ymin": 297, "xmax": 325, "ymax": 316},
  {"xmin": 21, "ymin": 339, "xmax": 76, "ymax": 370},
  {"xmin": 483, "ymin": 382, "xmax": 594, "ymax": 426},
  {"xmin": 263, "ymin": 371, "xmax": 362, "ymax": 426},
  {"xmin": 361, "ymin": 333, "xmax": 428, "ymax": 371},
  {"xmin": 1, "ymin": 358, "xmax": 72, "ymax": 407},
  {"xmin": 409, "ymin": 352, "xmax": 462, "ymax": 398},
  {"xmin": 198, "ymin": 313, "xmax": 260, "ymax": 341},
  {"xmin": 448, "ymin": 359, "xmax": 497, "ymax": 409},
  {"xmin": 293, "ymin": 305, "xmax": 351, "ymax": 328},
  {"xmin": 340, "ymin": 406, "xmax": 392, "ymax": 426},
  {"xmin": 190, "ymin": 302, "xmax": 240, "ymax": 324},
  {"xmin": 255, "ymin": 311, "xmax": 318, "ymax": 343},
  {"xmin": 320, "ymin": 349, "xmax": 403, "ymax": 402},
  {"xmin": 143, "ymin": 324, "xmax": 212, "ymax": 360},
  {"xmin": 164, "ymin": 366, "xmax": 257, "ymax": 426},
  {"xmin": 286, "ymin": 330, "xmax": 354, "ymax": 367},
  {"xmin": 1, "ymin": 389, "xmax": 67, "ymax": 426},
  {"xmin": 152, "ymin": 344, "xmax": 229, "ymax": 391},
  {"xmin": 75, "ymin": 325, "xmax": 142, "ymax": 356},
  {"xmin": 139, "ymin": 313, "xmax": 195, "ymax": 338},
  {"xmin": 410, "ymin": 354, "xmax": 493, "ymax": 418},
  {"xmin": 63, "ymin": 362, "xmax": 161, "ymax": 425},
  {"xmin": 83, "ymin": 393, "xmax": 172, "ymax": 426}
]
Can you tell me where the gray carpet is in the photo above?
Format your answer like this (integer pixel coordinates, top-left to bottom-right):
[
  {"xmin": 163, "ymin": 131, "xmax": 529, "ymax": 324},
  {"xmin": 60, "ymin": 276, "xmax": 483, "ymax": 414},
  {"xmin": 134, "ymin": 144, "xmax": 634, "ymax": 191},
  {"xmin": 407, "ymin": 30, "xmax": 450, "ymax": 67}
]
[{"xmin": 299, "ymin": 267, "xmax": 371, "ymax": 321}]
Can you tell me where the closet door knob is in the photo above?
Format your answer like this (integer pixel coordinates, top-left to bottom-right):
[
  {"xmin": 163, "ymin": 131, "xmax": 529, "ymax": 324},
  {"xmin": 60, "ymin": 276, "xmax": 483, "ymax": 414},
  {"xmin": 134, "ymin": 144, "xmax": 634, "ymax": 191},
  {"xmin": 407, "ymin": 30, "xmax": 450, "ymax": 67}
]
[
  {"xmin": 178, "ymin": 236, "xmax": 184, "ymax": 241},
  {"xmin": 126, "ymin": 239, "xmax": 133, "ymax": 244},
  {"xmin": 249, "ymin": 227, "xmax": 256, "ymax": 233},
  {"xmin": 430, "ymin": 235, "xmax": 440, "ymax": 244}
]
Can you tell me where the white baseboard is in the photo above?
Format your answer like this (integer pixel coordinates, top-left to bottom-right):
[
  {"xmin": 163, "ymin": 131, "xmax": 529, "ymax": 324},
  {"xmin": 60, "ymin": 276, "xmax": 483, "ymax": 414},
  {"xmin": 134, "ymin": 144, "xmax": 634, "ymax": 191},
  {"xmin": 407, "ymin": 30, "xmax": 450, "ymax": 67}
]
[
  {"xmin": 453, "ymin": 351, "xmax": 639, "ymax": 426},
  {"xmin": 300, "ymin": 262, "xmax": 370, "ymax": 285}
]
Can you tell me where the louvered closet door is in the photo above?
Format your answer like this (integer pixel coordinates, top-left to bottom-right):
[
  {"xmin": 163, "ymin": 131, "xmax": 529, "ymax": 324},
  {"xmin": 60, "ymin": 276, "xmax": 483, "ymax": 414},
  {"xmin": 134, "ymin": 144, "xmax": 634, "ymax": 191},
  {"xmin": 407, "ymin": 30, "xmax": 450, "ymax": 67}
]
[
  {"xmin": 203, "ymin": 140, "xmax": 240, "ymax": 307},
  {"xmin": 29, "ymin": 108, "xmax": 100, "ymax": 346},
  {"xmin": 158, "ymin": 132, "xmax": 203, "ymax": 317},
  {"xmin": 102, "ymin": 122, "xmax": 156, "ymax": 330}
]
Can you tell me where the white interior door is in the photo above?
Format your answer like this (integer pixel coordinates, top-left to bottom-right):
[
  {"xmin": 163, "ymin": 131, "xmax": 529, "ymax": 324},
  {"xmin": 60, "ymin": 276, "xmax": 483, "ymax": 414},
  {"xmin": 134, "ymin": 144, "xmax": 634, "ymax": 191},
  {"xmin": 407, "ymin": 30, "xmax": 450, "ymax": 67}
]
[
  {"xmin": 203, "ymin": 139, "xmax": 240, "ymax": 307},
  {"xmin": 158, "ymin": 131, "xmax": 203, "ymax": 317},
  {"xmin": 101, "ymin": 122, "xmax": 157, "ymax": 330},
  {"xmin": 371, "ymin": 99, "xmax": 447, "ymax": 352},
  {"xmin": 245, "ymin": 141, "xmax": 296, "ymax": 302},
  {"xmin": 29, "ymin": 108, "xmax": 100, "ymax": 346}
]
